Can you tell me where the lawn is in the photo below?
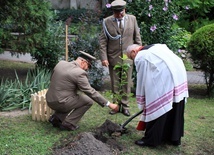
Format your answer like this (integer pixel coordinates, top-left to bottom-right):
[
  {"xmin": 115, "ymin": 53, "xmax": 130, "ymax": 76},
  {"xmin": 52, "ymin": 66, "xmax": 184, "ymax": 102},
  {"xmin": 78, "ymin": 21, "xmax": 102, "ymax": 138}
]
[
  {"xmin": 0, "ymin": 60, "xmax": 213, "ymax": 155},
  {"xmin": 0, "ymin": 86, "xmax": 213, "ymax": 155}
]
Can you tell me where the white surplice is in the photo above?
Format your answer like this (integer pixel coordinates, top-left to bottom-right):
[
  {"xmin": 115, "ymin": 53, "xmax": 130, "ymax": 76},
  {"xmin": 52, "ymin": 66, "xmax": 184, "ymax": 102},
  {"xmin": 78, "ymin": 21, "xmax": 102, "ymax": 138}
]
[{"xmin": 135, "ymin": 44, "xmax": 189, "ymax": 122}]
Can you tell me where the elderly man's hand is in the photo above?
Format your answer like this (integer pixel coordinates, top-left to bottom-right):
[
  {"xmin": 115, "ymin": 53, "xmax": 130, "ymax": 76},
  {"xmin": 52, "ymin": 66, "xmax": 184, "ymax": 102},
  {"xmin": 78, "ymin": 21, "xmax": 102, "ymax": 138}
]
[
  {"xmin": 108, "ymin": 103, "xmax": 119, "ymax": 112},
  {"xmin": 101, "ymin": 60, "xmax": 109, "ymax": 67}
]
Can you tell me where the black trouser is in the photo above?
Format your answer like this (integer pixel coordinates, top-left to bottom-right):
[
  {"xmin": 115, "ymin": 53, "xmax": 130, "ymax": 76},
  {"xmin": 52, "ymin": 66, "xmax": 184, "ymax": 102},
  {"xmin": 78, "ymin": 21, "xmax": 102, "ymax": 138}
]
[{"xmin": 142, "ymin": 99, "xmax": 185, "ymax": 146}]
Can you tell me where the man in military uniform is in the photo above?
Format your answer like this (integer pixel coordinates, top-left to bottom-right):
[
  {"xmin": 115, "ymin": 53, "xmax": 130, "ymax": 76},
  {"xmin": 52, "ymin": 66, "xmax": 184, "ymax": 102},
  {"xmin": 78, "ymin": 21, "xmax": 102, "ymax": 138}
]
[
  {"xmin": 46, "ymin": 51, "xmax": 118, "ymax": 131},
  {"xmin": 99, "ymin": 0, "xmax": 142, "ymax": 116}
]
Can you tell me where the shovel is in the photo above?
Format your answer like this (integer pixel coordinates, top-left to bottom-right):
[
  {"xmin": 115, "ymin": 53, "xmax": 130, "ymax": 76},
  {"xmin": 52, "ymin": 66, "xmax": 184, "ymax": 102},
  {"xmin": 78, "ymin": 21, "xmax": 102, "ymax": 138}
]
[
  {"xmin": 119, "ymin": 109, "xmax": 144, "ymax": 133},
  {"xmin": 109, "ymin": 104, "xmax": 144, "ymax": 133}
]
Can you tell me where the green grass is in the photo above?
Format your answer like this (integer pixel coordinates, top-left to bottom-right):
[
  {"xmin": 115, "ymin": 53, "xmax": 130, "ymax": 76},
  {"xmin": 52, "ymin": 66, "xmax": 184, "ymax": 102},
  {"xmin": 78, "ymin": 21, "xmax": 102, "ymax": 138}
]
[
  {"xmin": 0, "ymin": 60, "xmax": 35, "ymax": 70},
  {"xmin": 0, "ymin": 88, "xmax": 214, "ymax": 155},
  {"xmin": 183, "ymin": 59, "xmax": 194, "ymax": 71},
  {"xmin": 0, "ymin": 115, "xmax": 69, "ymax": 155}
]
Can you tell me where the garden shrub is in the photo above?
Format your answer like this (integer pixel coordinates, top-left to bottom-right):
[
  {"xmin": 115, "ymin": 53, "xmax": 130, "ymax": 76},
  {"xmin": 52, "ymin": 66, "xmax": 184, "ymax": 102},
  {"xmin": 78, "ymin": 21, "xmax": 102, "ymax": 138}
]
[
  {"xmin": 32, "ymin": 21, "xmax": 65, "ymax": 70},
  {"xmin": 0, "ymin": 28, "xmax": 3, "ymax": 53},
  {"xmin": 0, "ymin": 0, "xmax": 52, "ymax": 54},
  {"xmin": 176, "ymin": 0, "xmax": 214, "ymax": 33},
  {"xmin": 53, "ymin": 8, "xmax": 87, "ymax": 23},
  {"xmin": 167, "ymin": 25, "xmax": 193, "ymax": 71},
  {"xmin": 0, "ymin": 0, "xmax": 65, "ymax": 70},
  {"xmin": 126, "ymin": 0, "xmax": 181, "ymax": 47},
  {"xmin": 168, "ymin": 25, "xmax": 191, "ymax": 52},
  {"xmin": 187, "ymin": 23, "xmax": 214, "ymax": 97}
]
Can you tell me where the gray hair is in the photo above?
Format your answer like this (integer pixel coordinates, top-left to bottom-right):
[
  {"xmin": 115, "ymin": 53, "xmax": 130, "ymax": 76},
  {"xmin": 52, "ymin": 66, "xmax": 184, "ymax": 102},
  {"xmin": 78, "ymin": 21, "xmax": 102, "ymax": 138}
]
[{"xmin": 126, "ymin": 44, "xmax": 141, "ymax": 54}]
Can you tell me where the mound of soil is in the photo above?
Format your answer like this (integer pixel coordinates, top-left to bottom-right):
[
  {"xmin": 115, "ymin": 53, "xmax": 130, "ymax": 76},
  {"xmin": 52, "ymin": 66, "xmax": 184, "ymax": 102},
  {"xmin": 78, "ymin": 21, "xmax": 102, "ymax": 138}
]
[{"xmin": 51, "ymin": 119, "xmax": 125, "ymax": 155}]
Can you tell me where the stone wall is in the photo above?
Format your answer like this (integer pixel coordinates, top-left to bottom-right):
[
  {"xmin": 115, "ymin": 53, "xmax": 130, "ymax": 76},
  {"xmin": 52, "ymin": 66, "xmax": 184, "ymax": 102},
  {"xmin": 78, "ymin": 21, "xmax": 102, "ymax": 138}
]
[{"xmin": 49, "ymin": 0, "xmax": 109, "ymax": 10}]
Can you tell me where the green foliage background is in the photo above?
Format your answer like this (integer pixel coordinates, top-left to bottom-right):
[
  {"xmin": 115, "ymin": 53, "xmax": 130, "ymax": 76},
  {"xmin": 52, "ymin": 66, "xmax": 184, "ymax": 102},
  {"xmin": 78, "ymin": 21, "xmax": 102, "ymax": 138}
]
[
  {"xmin": 127, "ymin": 0, "xmax": 180, "ymax": 47},
  {"xmin": 0, "ymin": 0, "xmax": 52, "ymax": 53},
  {"xmin": 175, "ymin": 0, "xmax": 214, "ymax": 33},
  {"xmin": 187, "ymin": 23, "xmax": 214, "ymax": 96}
]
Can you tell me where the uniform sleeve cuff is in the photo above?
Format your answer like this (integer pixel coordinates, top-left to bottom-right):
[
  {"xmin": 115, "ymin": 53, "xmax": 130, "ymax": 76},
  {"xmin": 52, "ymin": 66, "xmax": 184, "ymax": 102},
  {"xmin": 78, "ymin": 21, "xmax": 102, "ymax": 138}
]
[{"xmin": 106, "ymin": 101, "xmax": 110, "ymax": 107}]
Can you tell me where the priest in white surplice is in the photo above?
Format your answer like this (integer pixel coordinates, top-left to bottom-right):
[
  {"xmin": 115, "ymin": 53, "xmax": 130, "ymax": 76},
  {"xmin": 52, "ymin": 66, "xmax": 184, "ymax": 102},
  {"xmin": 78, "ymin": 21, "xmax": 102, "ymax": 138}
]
[{"xmin": 126, "ymin": 44, "xmax": 189, "ymax": 147}]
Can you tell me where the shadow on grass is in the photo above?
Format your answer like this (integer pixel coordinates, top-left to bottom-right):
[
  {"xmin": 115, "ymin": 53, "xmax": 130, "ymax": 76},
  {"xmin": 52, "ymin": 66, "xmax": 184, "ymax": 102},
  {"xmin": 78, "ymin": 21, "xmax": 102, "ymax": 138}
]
[{"xmin": 188, "ymin": 84, "xmax": 208, "ymax": 99}]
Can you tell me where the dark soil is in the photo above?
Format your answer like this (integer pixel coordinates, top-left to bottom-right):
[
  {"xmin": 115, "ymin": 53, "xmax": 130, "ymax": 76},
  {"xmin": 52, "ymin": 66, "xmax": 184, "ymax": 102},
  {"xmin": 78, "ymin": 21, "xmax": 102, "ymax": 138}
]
[{"xmin": 51, "ymin": 120, "xmax": 125, "ymax": 155}]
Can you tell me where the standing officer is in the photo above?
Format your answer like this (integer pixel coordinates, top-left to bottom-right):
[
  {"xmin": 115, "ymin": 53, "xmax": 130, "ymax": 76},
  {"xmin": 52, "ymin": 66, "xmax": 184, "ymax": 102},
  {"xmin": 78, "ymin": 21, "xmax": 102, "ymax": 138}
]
[
  {"xmin": 46, "ymin": 51, "xmax": 119, "ymax": 131},
  {"xmin": 99, "ymin": 0, "xmax": 142, "ymax": 116}
]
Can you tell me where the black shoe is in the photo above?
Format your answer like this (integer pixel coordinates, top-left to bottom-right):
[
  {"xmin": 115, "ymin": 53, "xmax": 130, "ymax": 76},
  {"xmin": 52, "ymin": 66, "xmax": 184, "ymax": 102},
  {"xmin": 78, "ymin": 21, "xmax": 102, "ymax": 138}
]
[
  {"xmin": 135, "ymin": 139, "xmax": 149, "ymax": 146},
  {"xmin": 60, "ymin": 122, "xmax": 79, "ymax": 131},
  {"xmin": 48, "ymin": 114, "xmax": 62, "ymax": 128},
  {"xmin": 121, "ymin": 109, "xmax": 130, "ymax": 116},
  {"xmin": 171, "ymin": 140, "xmax": 181, "ymax": 146}
]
